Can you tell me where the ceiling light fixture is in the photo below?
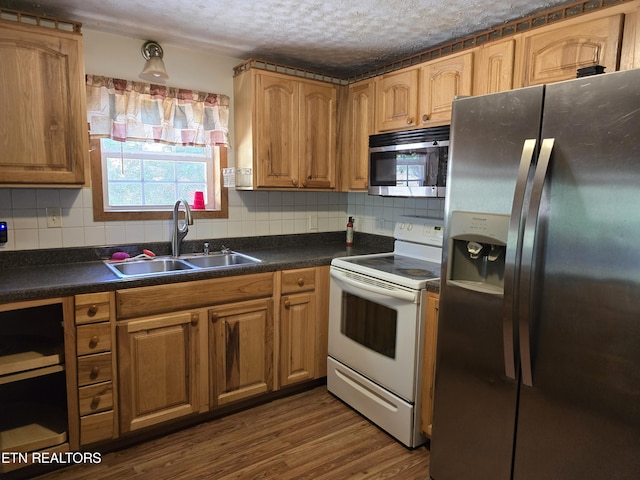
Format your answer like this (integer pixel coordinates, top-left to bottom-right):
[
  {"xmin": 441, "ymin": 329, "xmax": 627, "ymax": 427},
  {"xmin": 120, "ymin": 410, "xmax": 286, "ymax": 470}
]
[{"xmin": 139, "ymin": 40, "xmax": 169, "ymax": 83}]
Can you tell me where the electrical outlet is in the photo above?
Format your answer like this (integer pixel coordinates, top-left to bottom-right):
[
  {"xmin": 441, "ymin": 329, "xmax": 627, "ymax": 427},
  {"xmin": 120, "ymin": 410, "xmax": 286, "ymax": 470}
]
[
  {"xmin": 46, "ymin": 207, "xmax": 62, "ymax": 228},
  {"xmin": 308, "ymin": 214, "xmax": 318, "ymax": 231}
]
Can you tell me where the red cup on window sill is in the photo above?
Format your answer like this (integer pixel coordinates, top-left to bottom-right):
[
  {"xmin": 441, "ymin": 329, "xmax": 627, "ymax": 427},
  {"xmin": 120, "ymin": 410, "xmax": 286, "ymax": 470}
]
[{"xmin": 192, "ymin": 191, "xmax": 205, "ymax": 210}]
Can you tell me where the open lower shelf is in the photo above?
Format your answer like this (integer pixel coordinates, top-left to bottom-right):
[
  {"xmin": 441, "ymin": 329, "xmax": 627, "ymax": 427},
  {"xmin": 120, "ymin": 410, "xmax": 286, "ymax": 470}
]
[
  {"xmin": 0, "ymin": 403, "xmax": 68, "ymax": 453},
  {"xmin": 0, "ymin": 335, "xmax": 64, "ymax": 377}
]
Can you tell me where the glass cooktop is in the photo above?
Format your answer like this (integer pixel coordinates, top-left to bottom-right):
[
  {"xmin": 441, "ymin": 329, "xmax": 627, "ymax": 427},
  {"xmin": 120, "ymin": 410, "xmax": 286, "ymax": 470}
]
[{"xmin": 344, "ymin": 254, "xmax": 441, "ymax": 281}]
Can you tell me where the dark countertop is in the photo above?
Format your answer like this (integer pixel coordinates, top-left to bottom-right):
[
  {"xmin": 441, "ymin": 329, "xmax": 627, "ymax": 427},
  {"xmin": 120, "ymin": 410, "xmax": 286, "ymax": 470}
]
[{"xmin": 1, "ymin": 232, "xmax": 413, "ymax": 304}]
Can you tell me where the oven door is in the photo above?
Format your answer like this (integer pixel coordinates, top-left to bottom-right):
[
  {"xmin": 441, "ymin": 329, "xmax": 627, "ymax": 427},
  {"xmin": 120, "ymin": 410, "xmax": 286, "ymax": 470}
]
[{"xmin": 328, "ymin": 266, "xmax": 423, "ymax": 402}]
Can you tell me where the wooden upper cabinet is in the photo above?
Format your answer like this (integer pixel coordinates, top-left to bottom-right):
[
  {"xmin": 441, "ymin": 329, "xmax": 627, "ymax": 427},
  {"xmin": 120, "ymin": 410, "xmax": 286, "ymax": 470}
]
[
  {"xmin": 474, "ymin": 39, "xmax": 516, "ymax": 95},
  {"xmin": 234, "ymin": 68, "xmax": 337, "ymax": 190},
  {"xmin": 0, "ymin": 21, "xmax": 87, "ymax": 186},
  {"xmin": 299, "ymin": 81, "xmax": 337, "ymax": 189},
  {"xmin": 374, "ymin": 53, "xmax": 472, "ymax": 132},
  {"xmin": 341, "ymin": 79, "xmax": 375, "ymax": 191},
  {"xmin": 419, "ymin": 52, "xmax": 474, "ymax": 125},
  {"xmin": 620, "ymin": 2, "xmax": 640, "ymax": 70},
  {"xmin": 254, "ymin": 73, "xmax": 299, "ymax": 188},
  {"xmin": 375, "ymin": 68, "xmax": 419, "ymax": 131},
  {"xmin": 518, "ymin": 14, "xmax": 623, "ymax": 87}
]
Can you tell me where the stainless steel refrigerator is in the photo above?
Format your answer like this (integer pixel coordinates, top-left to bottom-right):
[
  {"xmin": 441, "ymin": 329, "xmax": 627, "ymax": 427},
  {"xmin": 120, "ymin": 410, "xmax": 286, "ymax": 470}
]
[{"xmin": 430, "ymin": 68, "xmax": 640, "ymax": 480}]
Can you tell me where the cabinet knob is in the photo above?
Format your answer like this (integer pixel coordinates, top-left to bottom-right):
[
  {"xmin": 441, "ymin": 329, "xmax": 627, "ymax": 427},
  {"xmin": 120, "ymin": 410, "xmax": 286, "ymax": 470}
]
[
  {"xmin": 87, "ymin": 304, "xmax": 98, "ymax": 317},
  {"xmin": 91, "ymin": 395, "xmax": 101, "ymax": 409},
  {"xmin": 297, "ymin": 277, "xmax": 304, "ymax": 287},
  {"xmin": 292, "ymin": 178, "xmax": 298, "ymax": 186},
  {"xmin": 90, "ymin": 366, "xmax": 100, "ymax": 378},
  {"xmin": 422, "ymin": 114, "xmax": 430, "ymax": 123},
  {"xmin": 406, "ymin": 117, "xmax": 414, "ymax": 125},
  {"xmin": 210, "ymin": 312, "xmax": 218, "ymax": 322},
  {"xmin": 89, "ymin": 335, "xmax": 99, "ymax": 348},
  {"xmin": 191, "ymin": 314, "xmax": 199, "ymax": 326},
  {"xmin": 284, "ymin": 299, "xmax": 291, "ymax": 309}
]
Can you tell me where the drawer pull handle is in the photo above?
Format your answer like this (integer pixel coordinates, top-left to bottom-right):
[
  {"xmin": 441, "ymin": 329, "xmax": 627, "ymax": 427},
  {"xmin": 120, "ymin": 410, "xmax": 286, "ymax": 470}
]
[
  {"xmin": 89, "ymin": 335, "xmax": 99, "ymax": 348},
  {"xmin": 90, "ymin": 366, "xmax": 100, "ymax": 378},
  {"xmin": 297, "ymin": 277, "xmax": 304, "ymax": 287},
  {"xmin": 87, "ymin": 304, "xmax": 98, "ymax": 317}
]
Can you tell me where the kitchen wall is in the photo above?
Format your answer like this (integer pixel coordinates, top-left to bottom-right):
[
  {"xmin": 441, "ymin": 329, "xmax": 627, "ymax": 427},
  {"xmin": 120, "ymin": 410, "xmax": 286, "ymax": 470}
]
[{"xmin": 0, "ymin": 30, "xmax": 443, "ymax": 252}]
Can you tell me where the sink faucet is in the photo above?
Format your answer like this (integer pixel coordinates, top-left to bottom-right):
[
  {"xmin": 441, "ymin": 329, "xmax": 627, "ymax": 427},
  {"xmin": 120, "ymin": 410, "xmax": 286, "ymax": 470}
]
[{"xmin": 171, "ymin": 199, "xmax": 193, "ymax": 257}]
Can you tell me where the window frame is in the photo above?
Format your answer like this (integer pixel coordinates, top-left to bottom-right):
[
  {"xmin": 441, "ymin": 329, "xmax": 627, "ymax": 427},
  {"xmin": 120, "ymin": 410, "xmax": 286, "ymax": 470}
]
[{"xmin": 90, "ymin": 137, "xmax": 229, "ymax": 221}]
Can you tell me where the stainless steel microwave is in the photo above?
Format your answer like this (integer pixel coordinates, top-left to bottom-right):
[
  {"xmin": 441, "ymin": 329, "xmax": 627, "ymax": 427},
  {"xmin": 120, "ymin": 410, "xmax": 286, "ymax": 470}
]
[{"xmin": 368, "ymin": 126, "xmax": 449, "ymax": 197}]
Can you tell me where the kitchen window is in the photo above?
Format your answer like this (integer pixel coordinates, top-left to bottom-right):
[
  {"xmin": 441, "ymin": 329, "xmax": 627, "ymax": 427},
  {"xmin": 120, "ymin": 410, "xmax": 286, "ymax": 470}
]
[
  {"xmin": 90, "ymin": 138, "xmax": 228, "ymax": 221},
  {"xmin": 86, "ymin": 75, "xmax": 230, "ymax": 221}
]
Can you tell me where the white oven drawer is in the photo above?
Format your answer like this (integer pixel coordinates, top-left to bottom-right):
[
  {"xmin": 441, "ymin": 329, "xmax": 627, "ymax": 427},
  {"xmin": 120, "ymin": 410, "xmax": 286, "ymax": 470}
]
[{"xmin": 327, "ymin": 356, "xmax": 426, "ymax": 448}]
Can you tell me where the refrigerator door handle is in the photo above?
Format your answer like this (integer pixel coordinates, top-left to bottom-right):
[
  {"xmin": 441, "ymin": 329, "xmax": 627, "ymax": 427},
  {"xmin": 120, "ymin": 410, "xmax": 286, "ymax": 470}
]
[
  {"xmin": 519, "ymin": 137, "xmax": 555, "ymax": 387},
  {"xmin": 503, "ymin": 139, "xmax": 537, "ymax": 380}
]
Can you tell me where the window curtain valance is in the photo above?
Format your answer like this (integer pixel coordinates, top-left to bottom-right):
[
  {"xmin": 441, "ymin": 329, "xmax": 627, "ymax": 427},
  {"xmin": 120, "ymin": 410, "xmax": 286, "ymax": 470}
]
[{"xmin": 86, "ymin": 75, "xmax": 230, "ymax": 147}]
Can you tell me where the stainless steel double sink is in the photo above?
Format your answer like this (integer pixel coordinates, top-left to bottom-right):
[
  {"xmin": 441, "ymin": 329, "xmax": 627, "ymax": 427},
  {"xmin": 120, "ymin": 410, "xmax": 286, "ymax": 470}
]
[{"xmin": 104, "ymin": 251, "xmax": 261, "ymax": 278}]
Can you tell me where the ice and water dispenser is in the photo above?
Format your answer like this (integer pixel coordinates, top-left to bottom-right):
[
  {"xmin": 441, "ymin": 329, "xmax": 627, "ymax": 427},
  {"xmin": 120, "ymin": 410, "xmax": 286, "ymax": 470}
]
[{"xmin": 446, "ymin": 211, "xmax": 509, "ymax": 295}]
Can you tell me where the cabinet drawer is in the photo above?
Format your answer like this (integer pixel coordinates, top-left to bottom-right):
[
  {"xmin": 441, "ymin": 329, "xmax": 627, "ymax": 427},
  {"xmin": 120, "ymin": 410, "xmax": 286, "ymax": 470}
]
[
  {"xmin": 75, "ymin": 292, "xmax": 111, "ymax": 325},
  {"xmin": 80, "ymin": 410, "xmax": 114, "ymax": 445},
  {"xmin": 76, "ymin": 322, "xmax": 111, "ymax": 355},
  {"xmin": 116, "ymin": 272, "xmax": 274, "ymax": 319},
  {"xmin": 282, "ymin": 268, "xmax": 316, "ymax": 294},
  {"xmin": 77, "ymin": 352, "xmax": 112, "ymax": 386},
  {"xmin": 79, "ymin": 381, "xmax": 113, "ymax": 415}
]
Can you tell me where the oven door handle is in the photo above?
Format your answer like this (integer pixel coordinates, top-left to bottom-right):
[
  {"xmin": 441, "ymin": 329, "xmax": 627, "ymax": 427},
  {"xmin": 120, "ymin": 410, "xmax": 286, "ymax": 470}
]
[{"xmin": 331, "ymin": 269, "xmax": 419, "ymax": 303}]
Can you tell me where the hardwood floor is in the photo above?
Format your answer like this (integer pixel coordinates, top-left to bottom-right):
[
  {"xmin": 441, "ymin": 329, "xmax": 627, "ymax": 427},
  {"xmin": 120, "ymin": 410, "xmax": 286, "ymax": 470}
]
[{"xmin": 33, "ymin": 386, "xmax": 431, "ymax": 479}]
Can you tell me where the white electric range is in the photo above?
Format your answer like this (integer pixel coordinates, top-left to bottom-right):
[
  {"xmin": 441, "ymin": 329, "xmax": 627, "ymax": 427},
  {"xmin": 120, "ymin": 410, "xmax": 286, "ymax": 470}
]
[{"xmin": 327, "ymin": 216, "xmax": 443, "ymax": 448}]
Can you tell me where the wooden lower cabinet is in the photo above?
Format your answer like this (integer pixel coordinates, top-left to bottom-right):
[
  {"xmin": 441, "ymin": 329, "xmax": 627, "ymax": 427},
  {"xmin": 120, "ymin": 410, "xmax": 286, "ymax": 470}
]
[
  {"xmin": 278, "ymin": 266, "xmax": 331, "ymax": 386},
  {"xmin": 73, "ymin": 292, "xmax": 118, "ymax": 446},
  {"xmin": 280, "ymin": 291, "xmax": 316, "ymax": 386},
  {"xmin": 420, "ymin": 291, "xmax": 440, "ymax": 437},
  {"xmin": 117, "ymin": 310, "xmax": 202, "ymax": 433},
  {"xmin": 209, "ymin": 298, "xmax": 274, "ymax": 406}
]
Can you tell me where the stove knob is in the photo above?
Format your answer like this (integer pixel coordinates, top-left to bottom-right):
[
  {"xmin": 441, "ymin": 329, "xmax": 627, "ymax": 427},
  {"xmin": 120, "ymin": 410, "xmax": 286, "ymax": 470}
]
[{"xmin": 406, "ymin": 223, "xmax": 413, "ymax": 231}]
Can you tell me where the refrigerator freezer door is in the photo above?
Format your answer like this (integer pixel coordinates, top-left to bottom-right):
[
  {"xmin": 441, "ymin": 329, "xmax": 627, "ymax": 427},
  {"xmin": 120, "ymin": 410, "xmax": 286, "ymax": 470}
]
[
  {"xmin": 513, "ymin": 70, "xmax": 640, "ymax": 479},
  {"xmin": 430, "ymin": 85, "xmax": 545, "ymax": 480}
]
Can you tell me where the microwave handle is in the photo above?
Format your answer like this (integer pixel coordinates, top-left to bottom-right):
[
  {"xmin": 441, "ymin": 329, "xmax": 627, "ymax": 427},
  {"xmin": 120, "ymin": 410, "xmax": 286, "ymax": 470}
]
[{"xmin": 330, "ymin": 269, "xmax": 419, "ymax": 303}]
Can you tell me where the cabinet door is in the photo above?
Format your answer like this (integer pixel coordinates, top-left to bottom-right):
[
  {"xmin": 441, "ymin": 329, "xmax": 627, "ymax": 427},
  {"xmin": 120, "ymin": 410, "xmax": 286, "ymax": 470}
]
[
  {"xmin": 420, "ymin": 292, "xmax": 439, "ymax": 437},
  {"xmin": 254, "ymin": 73, "xmax": 299, "ymax": 188},
  {"xmin": 375, "ymin": 68, "xmax": 419, "ymax": 132},
  {"xmin": 343, "ymin": 79, "xmax": 375, "ymax": 190},
  {"xmin": 420, "ymin": 52, "xmax": 474, "ymax": 125},
  {"xmin": 117, "ymin": 311, "xmax": 201, "ymax": 433},
  {"xmin": 299, "ymin": 81, "xmax": 337, "ymax": 189},
  {"xmin": 210, "ymin": 298, "xmax": 273, "ymax": 406},
  {"xmin": 474, "ymin": 39, "xmax": 515, "ymax": 95},
  {"xmin": 280, "ymin": 292, "xmax": 316, "ymax": 386},
  {"xmin": 520, "ymin": 14, "xmax": 623, "ymax": 86},
  {"xmin": 0, "ymin": 23, "xmax": 87, "ymax": 185}
]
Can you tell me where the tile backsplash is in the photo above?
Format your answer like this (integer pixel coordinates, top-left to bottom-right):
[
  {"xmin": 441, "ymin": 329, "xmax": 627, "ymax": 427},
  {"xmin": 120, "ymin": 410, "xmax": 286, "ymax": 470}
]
[{"xmin": 0, "ymin": 187, "xmax": 444, "ymax": 251}]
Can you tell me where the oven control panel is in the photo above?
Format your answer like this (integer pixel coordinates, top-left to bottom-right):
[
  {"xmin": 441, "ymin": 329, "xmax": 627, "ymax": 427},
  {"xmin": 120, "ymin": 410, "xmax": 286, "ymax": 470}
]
[{"xmin": 394, "ymin": 216, "xmax": 444, "ymax": 246}]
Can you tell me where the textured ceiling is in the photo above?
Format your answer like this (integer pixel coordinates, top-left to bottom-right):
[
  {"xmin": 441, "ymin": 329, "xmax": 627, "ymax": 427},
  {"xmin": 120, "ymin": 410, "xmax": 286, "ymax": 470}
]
[{"xmin": 2, "ymin": 0, "xmax": 574, "ymax": 78}]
